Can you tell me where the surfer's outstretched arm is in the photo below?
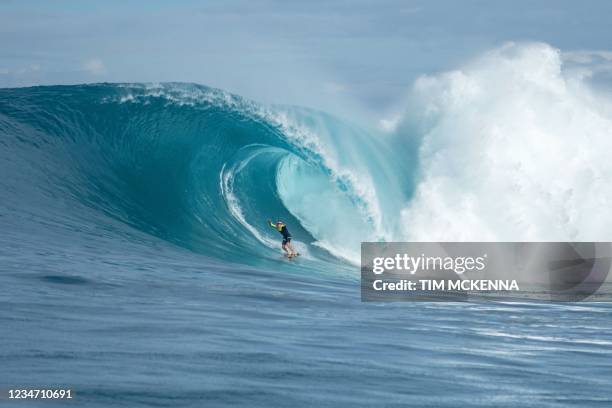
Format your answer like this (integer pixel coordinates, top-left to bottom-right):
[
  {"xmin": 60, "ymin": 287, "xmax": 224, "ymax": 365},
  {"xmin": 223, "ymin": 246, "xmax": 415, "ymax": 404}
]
[{"xmin": 267, "ymin": 219, "xmax": 275, "ymax": 228}]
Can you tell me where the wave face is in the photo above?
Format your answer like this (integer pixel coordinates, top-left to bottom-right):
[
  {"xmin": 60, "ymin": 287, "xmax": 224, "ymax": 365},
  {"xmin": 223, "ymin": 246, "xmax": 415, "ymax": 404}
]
[{"xmin": 0, "ymin": 83, "xmax": 409, "ymax": 268}]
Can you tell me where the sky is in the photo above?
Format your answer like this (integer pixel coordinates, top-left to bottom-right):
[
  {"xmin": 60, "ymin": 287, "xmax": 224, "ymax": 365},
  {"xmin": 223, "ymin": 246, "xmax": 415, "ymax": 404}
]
[{"xmin": 2, "ymin": 0, "xmax": 612, "ymax": 120}]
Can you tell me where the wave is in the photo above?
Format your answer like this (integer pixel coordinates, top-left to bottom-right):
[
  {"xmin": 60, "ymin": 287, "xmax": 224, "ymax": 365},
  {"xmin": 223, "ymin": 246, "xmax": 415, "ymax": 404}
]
[
  {"xmin": 2, "ymin": 43, "xmax": 612, "ymax": 273},
  {"xmin": 0, "ymin": 82, "xmax": 404, "ymax": 268}
]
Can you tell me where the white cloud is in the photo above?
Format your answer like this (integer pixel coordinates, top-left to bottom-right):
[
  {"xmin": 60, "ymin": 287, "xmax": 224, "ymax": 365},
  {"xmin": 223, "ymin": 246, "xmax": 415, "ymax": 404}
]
[
  {"xmin": 562, "ymin": 49, "xmax": 612, "ymax": 81},
  {"xmin": 12, "ymin": 64, "xmax": 41, "ymax": 75},
  {"xmin": 82, "ymin": 58, "xmax": 106, "ymax": 75},
  {"xmin": 563, "ymin": 50, "xmax": 612, "ymax": 64}
]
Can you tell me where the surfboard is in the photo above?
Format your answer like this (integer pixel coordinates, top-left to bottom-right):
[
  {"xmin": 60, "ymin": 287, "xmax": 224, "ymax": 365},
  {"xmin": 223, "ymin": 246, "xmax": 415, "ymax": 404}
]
[{"xmin": 285, "ymin": 253, "xmax": 301, "ymax": 259}]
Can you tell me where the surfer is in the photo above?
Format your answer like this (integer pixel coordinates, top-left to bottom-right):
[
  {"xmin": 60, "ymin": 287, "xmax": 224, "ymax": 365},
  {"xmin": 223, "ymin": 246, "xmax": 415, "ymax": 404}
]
[{"xmin": 267, "ymin": 219, "xmax": 298, "ymax": 258}]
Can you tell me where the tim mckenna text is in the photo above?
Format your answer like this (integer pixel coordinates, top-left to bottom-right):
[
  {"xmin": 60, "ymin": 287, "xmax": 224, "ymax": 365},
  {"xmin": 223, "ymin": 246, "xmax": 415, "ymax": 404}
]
[{"xmin": 373, "ymin": 279, "xmax": 520, "ymax": 291}]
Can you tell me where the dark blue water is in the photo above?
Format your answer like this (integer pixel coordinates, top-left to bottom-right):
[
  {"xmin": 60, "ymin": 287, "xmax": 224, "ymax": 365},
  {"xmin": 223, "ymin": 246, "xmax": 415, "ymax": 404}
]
[{"xmin": 1, "ymin": 84, "xmax": 611, "ymax": 407}]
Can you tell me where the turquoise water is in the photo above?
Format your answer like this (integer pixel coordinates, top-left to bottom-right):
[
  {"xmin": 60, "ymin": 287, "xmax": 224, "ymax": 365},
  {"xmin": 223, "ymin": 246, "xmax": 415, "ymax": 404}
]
[{"xmin": 1, "ymin": 84, "xmax": 611, "ymax": 407}]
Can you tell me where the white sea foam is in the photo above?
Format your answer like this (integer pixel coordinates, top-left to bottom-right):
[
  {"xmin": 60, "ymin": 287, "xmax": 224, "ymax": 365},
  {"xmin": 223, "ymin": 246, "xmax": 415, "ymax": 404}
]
[{"xmin": 397, "ymin": 42, "xmax": 612, "ymax": 241}]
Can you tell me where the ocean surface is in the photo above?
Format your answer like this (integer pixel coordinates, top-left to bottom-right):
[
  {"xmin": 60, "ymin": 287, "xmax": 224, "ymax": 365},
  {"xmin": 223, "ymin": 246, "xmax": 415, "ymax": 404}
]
[{"xmin": 1, "ymin": 81, "xmax": 612, "ymax": 407}]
